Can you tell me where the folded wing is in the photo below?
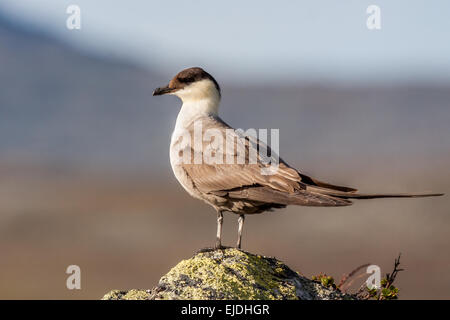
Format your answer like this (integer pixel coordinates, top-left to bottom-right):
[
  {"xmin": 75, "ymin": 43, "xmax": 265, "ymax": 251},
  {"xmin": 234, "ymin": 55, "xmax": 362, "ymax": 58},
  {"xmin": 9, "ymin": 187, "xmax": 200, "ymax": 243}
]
[{"xmin": 179, "ymin": 115, "xmax": 357, "ymax": 208}]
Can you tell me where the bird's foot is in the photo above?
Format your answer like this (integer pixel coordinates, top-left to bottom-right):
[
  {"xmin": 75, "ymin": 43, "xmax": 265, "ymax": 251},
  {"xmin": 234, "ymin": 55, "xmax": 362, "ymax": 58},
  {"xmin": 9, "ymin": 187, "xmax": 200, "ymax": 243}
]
[
  {"xmin": 196, "ymin": 247, "xmax": 217, "ymax": 253},
  {"xmin": 196, "ymin": 245, "xmax": 232, "ymax": 254}
]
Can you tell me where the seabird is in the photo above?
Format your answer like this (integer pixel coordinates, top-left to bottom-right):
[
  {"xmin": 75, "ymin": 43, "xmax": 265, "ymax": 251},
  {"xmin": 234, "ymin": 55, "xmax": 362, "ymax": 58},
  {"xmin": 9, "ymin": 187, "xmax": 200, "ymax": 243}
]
[{"xmin": 153, "ymin": 67, "xmax": 443, "ymax": 249}]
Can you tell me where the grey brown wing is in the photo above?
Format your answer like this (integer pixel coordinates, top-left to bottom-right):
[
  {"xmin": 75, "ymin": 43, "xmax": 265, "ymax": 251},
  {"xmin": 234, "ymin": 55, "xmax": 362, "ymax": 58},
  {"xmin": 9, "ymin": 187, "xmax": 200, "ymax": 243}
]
[{"xmin": 179, "ymin": 116, "xmax": 353, "ymax": 207}]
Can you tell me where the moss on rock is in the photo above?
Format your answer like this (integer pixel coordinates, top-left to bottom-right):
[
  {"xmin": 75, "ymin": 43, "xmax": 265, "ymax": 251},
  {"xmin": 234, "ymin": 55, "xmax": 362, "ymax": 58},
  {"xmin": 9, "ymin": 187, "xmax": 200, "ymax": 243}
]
[
  {"xmin": 102, "ymin": 248, "xmax": 354, "ymax": 300},
  {"xmin": 102, "ymin": 289, "xmax": 151, "ymax": 300}
]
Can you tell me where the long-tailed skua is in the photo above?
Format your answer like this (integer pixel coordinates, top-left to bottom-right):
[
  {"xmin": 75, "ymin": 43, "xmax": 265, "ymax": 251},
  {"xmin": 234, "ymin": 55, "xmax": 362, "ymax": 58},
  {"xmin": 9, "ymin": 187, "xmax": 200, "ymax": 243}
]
[{"xmin": 153, "ymin": 67, "xmax": 443, "ymax": 249}]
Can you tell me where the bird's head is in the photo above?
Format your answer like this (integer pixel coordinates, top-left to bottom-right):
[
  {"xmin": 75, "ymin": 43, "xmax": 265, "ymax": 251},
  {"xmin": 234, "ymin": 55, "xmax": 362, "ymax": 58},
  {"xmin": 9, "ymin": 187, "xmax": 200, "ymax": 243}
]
[{"xmin": 153, "ymin": 67, "xmax": 221, "ymax": 105}]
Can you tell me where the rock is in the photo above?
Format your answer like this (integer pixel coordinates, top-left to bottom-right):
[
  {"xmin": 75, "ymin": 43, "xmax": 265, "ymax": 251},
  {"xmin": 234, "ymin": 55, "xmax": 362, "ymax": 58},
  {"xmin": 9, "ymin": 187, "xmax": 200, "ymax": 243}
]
[
  {"xmin": 102, "ymin": 289, "xmax": 152, "ymax": 300},
  {"xmin": 102, "ymin": 248, "xmax": 354, "ymax": 300}
]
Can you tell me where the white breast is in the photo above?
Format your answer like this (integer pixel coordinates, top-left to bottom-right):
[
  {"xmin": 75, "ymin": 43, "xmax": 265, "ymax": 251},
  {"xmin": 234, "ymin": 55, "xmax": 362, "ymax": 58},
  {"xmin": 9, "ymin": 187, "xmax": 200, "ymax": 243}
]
[
  {"xmin": 169, "ymin": 104, "xmax": 209, "ymax": 200},
  {"xmin": 168, "ymin": 83, "xmax": 221, "ymax": 200}
]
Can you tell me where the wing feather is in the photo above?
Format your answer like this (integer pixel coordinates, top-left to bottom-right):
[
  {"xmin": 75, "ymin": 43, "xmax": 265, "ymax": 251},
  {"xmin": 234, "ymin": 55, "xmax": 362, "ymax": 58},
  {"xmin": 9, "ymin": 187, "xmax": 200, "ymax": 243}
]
[{"xmin": 178, "ymin": 115, "xmax": 355, "ymax": 207}]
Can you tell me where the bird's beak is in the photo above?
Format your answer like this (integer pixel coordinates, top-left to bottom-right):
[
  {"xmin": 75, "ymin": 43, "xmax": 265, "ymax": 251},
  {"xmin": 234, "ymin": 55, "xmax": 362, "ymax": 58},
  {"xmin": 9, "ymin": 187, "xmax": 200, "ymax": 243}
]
[{"xmin": 153, "ymin": 85, "xmax": 175, "ymax": 96}]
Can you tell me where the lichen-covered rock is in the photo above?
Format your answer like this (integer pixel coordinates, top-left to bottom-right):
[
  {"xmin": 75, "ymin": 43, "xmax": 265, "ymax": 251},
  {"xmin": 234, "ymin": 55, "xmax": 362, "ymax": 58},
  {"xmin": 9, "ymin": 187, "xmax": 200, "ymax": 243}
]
[
  {"xmin": 102, "ymin": 289, "xmax": 152, "ymax": 300},
  {"xmin": 102, "ymin": 248, "xmax": 354, "ymax": 300}
]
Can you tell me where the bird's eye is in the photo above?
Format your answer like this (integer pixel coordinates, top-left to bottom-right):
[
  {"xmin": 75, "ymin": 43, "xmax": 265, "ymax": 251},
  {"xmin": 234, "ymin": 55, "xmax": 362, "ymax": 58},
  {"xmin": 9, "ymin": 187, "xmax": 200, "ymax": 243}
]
[{"xmin": 179, "ymin": 76, "xmax": 195, "ymax": 84}]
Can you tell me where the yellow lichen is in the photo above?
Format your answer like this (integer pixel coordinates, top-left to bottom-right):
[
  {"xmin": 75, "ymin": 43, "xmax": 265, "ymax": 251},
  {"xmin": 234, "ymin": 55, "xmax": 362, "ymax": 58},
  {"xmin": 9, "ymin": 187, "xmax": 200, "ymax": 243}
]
[
  {"xmin": 102, "ymin": 248, "xmax": 352, "ymax": 300},
  {"xmin": 101, "ymin": 289, "xmax": 150, "ymax": 300},
  {"xmin": 152, "ymin": 248, "xmax": 298, "ymax": 300}
]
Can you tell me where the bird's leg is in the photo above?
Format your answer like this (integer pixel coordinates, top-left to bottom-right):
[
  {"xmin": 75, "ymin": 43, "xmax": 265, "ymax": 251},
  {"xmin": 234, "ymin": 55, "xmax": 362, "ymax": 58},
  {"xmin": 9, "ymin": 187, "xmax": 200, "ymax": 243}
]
[
  {"xmin": 236, "ymin": 214, "xmax": 245, "ymax": 249},
  {"xmin": 215, "ymin": 210, "xmax": 224, "ymax": 249}
]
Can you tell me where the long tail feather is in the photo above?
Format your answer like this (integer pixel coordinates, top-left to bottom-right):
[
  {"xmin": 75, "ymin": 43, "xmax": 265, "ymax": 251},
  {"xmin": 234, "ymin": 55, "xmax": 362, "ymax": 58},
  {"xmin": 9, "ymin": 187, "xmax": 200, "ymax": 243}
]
[
  {"xmin": 334, "ymin": 192, "xmax": 444, "ymax": 200},
  {"xmin": 306, "ymin": 185, "xmax": 443, "ymax": 199}
]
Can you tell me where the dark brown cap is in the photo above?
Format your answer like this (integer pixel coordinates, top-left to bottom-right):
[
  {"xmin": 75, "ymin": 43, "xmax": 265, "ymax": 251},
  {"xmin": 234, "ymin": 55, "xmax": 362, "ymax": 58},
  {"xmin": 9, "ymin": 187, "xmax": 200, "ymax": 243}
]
[{"xmin": 153, "ymin": 67, "xmax": 220, "ymax": 96}]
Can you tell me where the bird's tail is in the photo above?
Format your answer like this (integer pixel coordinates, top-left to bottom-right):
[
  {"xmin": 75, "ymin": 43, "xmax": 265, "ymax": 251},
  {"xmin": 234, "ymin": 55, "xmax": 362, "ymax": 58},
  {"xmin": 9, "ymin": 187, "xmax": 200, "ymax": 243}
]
[
  {"xmin": 333, "ymin": 192, "xmax": 443, "ymax": 199},
  {"xmin": 306, "ymin": 185, "xmax": 444, "ymax": 200}
]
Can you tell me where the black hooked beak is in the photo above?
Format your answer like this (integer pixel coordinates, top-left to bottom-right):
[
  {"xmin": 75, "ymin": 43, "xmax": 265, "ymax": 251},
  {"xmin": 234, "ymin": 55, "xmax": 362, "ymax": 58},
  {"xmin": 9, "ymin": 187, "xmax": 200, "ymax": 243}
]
[{"xmin": 153, "ymin": 85, "xmax": 175, "ymax": 96}]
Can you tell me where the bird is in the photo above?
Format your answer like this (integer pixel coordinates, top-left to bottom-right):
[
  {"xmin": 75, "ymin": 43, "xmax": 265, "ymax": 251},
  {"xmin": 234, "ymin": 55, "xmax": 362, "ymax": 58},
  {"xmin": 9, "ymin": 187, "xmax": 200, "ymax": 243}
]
[{"xmin": 153, "ymin": 67, "xmax": 443, "ymax": 250}]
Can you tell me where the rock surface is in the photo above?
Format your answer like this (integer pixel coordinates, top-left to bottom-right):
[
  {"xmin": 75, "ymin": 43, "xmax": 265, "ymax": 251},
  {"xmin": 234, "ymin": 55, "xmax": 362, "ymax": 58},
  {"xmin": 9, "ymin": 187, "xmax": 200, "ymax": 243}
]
[{"xmin": 102, "ymin": 248, "xmax": 354, "ymax": 300}]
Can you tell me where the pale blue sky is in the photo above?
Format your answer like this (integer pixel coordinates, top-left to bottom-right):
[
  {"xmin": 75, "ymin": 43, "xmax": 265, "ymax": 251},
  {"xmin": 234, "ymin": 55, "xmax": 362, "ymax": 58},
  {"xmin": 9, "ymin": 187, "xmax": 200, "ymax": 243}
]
[{"xmin": 1, "ymin": 0, "xmax": 450, "ymax": 83}]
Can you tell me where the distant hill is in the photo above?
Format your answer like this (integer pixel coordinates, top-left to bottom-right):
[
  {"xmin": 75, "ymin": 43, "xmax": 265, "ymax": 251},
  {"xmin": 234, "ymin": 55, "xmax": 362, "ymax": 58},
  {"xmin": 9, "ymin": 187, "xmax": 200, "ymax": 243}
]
[
  {"xmin": 1, "ymin": 13, "xmax": 449, "ymax": 173},
  {"xmin": 0, "ymin": 12, "xmax": 174, "ymax": 169}
]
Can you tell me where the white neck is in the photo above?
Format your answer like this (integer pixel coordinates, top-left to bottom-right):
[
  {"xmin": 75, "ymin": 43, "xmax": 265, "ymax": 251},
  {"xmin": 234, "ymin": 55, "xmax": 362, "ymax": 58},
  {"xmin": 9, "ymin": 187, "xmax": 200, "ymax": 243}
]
[{"xmin": 173, "ymin": 79, "xmax": 221, "ymax": 128}]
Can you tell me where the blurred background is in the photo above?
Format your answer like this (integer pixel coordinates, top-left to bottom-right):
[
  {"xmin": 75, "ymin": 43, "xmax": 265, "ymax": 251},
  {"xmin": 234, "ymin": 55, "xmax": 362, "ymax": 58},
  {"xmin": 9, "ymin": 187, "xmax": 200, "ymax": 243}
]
[{"xmin": 0, "ymin": 0, "xmax": 449, "ymax": 299}]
